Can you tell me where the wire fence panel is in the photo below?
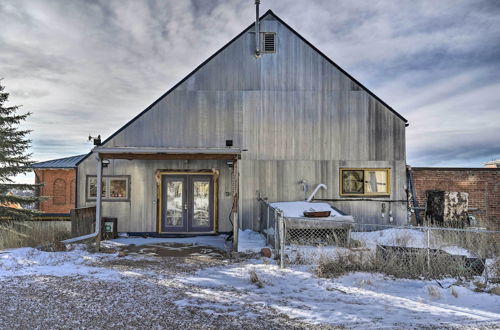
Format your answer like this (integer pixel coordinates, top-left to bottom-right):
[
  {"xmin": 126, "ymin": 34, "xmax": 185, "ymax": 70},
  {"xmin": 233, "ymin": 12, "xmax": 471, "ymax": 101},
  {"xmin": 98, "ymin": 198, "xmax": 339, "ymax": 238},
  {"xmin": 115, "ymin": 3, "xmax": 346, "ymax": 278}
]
[
  {"xmin": 260, "ymin": 200, "xmax": 278, "ymax": 248},
  {"xmin": 351, "ymin": 223, "xmax": 499, "ymax": 281},
  {"xmin": 258, "ymin": 200, "xmax": 500, "ymax": 283}
]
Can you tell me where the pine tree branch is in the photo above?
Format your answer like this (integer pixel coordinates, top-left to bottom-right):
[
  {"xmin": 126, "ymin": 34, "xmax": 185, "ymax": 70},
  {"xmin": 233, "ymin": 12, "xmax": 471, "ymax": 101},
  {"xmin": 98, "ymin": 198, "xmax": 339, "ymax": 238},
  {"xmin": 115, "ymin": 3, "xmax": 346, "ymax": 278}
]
[{"xmin": 0, "ymin": 206, "xmax": 39, "ymax": 220}]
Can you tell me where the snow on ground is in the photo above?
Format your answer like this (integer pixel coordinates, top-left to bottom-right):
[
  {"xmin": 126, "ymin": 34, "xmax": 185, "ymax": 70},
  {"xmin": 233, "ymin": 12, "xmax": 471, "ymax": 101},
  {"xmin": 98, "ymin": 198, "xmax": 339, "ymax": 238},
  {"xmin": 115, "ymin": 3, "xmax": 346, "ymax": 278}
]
[
  {"xmin": 352, "ymin": 228, "xmax": 476, "ymax": 257},
  {"xmin": 175, "ymin": 260, "xmax": 500, "ymax": 328},
  {"xmin": 0, "ymin": 237, "xmax": 499, "ymax": 328},
  {"xmin": 352, "ymin": 228, "xmax": 426, "ymax": 249},
  {"xmin": 285, "ymin": 245, "xmax": 351, "ymax": 263},
  {"xmin": 106, "ymin": 235, "xmax": 228, "ymax": 251},
  {"xmin": 0, "ymin": 245, "xmax": 122, "ymax": 279},
  {"xmin": 237, "ymin": 229, "xmax": 267, "ymax": 253}
]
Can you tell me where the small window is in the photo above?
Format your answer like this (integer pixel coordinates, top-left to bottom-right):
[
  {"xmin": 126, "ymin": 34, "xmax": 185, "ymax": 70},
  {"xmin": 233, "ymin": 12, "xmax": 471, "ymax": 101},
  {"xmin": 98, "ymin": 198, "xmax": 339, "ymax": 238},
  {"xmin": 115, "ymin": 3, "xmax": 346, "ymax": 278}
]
[
  {"xmin": 262, "ymin": 32, "xmax": 276, "ymax": 53},
  {"xmin": 86, "ymin": 176, "xmax": 129, "ymax": 201},
  {"xmin": 109, "ymin": 178, "xmax": 128, "ymax": 199},
  {"xmin": 87, "ymin": 177, "xmax": 106, "ymax": 199},
  {"xmin": 340, "ymin": 169, "xmax": 390, "ymax": 196}
]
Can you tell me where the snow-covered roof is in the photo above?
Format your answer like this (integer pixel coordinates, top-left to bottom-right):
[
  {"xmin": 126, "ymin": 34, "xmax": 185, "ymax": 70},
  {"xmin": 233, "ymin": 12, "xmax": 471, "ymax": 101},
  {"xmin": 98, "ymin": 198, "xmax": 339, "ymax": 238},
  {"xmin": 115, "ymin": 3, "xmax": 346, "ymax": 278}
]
[{"xmin": 270, "ymin": 201, "xmax": 345, "ymax": 218}]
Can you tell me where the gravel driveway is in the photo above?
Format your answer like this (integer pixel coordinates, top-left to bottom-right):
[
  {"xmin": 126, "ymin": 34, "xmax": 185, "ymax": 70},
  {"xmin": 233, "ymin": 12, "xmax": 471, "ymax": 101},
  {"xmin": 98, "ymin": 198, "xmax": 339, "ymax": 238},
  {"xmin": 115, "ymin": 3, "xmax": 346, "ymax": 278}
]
[{"xmin": 0, "ymin": 247, "xmax": 332, "ymax": 330}]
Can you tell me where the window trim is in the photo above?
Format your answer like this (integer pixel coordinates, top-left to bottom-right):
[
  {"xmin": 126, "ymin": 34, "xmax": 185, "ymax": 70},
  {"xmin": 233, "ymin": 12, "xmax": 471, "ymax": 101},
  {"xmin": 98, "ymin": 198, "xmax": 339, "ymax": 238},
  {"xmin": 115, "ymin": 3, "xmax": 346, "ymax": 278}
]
[
  {"xmin": 340, "ymin": 168, "xmax": 391, "ymax": 197},
  {"xmin": 86, "ymin": 175, "xmax": 131, "ymax": 202}
]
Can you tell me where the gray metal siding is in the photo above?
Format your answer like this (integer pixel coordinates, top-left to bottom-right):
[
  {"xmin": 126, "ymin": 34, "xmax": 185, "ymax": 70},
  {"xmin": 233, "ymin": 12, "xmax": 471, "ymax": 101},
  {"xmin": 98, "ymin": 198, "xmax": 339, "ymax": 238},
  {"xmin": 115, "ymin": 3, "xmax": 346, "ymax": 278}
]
[
  {"xmin": 77, "ymin": 13, "xmax": 407, "ymax": 232},
  {"xmin": 77, "ymin": 155, "xmax": 234, "ymax": 233},
  {"xmin": 239, "ymin": 160, "xmax": 407, "ymax": 229}
]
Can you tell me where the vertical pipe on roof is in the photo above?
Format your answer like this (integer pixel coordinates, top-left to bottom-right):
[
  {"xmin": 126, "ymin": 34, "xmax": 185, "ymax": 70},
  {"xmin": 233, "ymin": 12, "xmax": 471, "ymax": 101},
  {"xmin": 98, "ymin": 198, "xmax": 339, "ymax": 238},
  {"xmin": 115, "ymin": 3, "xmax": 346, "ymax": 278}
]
[{"xmin": 255, "ymin": 0, "xmax": 261, "ymax": 57}]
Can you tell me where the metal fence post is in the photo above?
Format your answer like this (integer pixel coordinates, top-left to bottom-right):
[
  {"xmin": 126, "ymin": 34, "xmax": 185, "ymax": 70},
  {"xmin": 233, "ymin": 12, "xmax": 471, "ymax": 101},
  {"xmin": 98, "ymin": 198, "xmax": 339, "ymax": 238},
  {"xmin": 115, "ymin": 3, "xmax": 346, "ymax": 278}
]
[
  {"xmin": 274, "ymin": 210, "xmax": 278, "ymax": 251},
  {"xmin": 426, "ymin": 228, "xmax": 431, "ymax": 274},
  {"xmin": 279, "ymin": 215, "xmax": 285, "ymax": 269}
]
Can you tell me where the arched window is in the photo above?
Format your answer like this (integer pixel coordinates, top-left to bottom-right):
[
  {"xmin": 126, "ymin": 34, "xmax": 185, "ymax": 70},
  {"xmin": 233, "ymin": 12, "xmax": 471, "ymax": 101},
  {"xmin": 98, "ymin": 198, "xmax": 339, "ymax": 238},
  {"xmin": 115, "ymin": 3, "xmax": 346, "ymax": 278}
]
[
  {"xmin": 70, "ymin": 179, "xmax": 76, "ymax": 205},
  {"xmin": 53, "ymin": 178, "xmax": 66, "ymax": 205}
]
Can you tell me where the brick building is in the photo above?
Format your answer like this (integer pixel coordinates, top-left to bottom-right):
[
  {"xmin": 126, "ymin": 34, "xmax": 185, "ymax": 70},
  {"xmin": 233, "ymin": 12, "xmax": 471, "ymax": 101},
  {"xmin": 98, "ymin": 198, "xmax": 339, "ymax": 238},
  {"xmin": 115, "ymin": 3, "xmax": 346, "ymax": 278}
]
[
  {"xmin": 33, "ymin": 155, "xmax": 86, "ymax": 214},
  {"xmin": 484, "ymin": 159, "xmax": 500, "ymax": 168},
  {"xmin": 411, "ymin": 167, "xmax": 500, "ymax": 230}
]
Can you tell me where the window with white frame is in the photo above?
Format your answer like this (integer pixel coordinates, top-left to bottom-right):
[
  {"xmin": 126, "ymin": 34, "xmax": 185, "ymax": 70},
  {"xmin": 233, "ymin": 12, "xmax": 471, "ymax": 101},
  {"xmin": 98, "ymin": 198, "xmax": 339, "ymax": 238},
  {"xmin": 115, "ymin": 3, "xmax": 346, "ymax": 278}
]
[{"xmin": 86, "ymin": 176, "xmax": 129, "ymax": 201}]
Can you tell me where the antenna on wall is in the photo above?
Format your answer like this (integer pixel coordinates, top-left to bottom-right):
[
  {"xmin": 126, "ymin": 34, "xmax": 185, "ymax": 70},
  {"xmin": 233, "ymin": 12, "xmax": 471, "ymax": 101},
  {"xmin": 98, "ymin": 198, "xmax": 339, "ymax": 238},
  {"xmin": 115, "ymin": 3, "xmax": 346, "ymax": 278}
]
[{"xmin": 255, "ymin": 0, "xmax": 261, "ymax": 57}]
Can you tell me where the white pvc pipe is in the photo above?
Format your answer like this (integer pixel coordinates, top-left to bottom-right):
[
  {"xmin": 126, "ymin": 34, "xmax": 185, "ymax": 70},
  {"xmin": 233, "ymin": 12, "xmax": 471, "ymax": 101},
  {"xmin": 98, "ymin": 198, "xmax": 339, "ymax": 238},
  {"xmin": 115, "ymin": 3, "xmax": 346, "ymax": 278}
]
[
  {"xmin": 306, "ymin": 184, "xmax": 327, "ymax": 202},
  {"xmin": 63, "ymin": 156, "xmax": 102, "ymax": 244}
]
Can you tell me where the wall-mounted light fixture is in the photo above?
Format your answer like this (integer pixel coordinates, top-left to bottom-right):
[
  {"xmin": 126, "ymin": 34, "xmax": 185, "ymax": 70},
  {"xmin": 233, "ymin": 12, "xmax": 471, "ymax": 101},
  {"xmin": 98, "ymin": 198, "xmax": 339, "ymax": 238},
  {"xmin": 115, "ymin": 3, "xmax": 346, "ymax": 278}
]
[
  {"xmin": 102, "ymin": 159, "xmax": 110, "ymax": 168},
  {"xmin": 226, "ymin": 160, "xmax": 234, "ymax": 168}
]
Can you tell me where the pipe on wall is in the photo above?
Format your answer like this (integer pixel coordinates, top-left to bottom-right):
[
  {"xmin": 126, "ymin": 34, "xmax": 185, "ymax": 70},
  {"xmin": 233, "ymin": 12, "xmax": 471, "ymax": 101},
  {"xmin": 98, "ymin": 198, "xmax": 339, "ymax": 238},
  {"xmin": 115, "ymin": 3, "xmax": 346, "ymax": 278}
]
[
  {"xmin": 306, "ymin": 184, "xmax": 327, "ymax": 202},
  {"xmin": 255, "ymin": 0, "xmax": 261, "ymax": 57}
]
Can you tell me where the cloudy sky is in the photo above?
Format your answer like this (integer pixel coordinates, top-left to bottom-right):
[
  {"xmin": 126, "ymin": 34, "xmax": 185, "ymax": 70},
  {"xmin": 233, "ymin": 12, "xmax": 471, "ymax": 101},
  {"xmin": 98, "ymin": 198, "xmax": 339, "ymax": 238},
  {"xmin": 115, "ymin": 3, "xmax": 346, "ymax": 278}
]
[{"xmin": 1, "ymin": 0, "xmax": 500, "ymax": 182}]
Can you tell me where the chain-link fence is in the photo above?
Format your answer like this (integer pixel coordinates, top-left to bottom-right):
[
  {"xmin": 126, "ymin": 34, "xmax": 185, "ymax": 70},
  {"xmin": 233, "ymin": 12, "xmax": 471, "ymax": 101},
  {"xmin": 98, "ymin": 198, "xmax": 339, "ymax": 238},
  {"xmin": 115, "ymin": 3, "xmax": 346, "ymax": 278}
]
[
  {"xmin": 259, "ymin": 200, "xmax": 500, "ymax": 282},
  {"xmin": 259, "ymin": 200, "xmax": 355, "ymax": 268},
  {"xmin": 350, "ymin": 223, "xmax": 499, "ymax": 281}
]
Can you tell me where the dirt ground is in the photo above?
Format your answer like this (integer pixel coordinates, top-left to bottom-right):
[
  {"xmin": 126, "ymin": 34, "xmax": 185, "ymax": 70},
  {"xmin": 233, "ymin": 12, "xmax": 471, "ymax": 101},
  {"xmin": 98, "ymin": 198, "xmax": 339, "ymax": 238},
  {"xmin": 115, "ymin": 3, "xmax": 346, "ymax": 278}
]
[{"xmin": 0, "ymin": 243, "xmax": 333, "ymax": 330}]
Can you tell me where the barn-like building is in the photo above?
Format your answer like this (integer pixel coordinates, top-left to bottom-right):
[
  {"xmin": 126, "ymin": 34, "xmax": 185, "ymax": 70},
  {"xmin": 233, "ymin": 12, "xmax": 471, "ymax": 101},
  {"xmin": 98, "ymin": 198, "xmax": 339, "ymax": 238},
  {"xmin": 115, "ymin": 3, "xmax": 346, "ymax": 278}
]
[{"xmin": 74, "ymin": 10, "xmax": 408, "ymax": 238}]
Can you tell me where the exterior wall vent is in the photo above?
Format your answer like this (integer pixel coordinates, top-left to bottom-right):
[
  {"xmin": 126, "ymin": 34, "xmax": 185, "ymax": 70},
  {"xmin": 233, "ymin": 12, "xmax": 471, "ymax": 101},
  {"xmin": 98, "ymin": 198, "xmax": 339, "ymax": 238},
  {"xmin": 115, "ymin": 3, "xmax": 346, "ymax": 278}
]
[{"xmin": 262, "ymin": 32, "xmax": 276, "ymax": 53}]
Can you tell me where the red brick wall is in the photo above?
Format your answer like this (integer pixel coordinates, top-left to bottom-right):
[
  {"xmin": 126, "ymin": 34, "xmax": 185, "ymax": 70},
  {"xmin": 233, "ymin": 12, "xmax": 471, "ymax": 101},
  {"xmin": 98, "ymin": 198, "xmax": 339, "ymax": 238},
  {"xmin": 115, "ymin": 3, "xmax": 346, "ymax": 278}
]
[
  {"xmin": 412, "ymin": 168, "xmax": 500, "ymax": 229},
  {"xmin": 34, "ymin": 168, "xmax": 76, "ymax": 214}
]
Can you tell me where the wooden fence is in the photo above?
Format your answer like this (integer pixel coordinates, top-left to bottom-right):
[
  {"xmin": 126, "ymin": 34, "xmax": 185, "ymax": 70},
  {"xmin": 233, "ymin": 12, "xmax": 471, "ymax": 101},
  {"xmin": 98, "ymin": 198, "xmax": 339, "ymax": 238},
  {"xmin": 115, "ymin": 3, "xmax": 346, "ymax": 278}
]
[{"xmin": 70, "ymin": 207, "xmax": 96, "ymax": 238}]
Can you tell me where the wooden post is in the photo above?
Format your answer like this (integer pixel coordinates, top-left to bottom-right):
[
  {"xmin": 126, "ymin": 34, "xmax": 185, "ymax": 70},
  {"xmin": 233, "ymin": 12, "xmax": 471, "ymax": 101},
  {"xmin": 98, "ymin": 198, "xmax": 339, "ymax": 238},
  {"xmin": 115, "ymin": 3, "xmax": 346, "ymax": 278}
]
[
  {"xmin": 95, "ymin": 156, "xmax": 103, "ymax": 251},
  {"xmin": 232, "ymin": 159, "xmax": 239, "ymax": 251}
]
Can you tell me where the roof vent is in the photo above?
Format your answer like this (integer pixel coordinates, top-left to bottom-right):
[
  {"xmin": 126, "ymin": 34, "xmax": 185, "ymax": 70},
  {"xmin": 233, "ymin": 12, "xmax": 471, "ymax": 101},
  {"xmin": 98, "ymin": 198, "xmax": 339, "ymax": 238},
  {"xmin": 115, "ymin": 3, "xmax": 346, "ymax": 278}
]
[{"xmin": 262, "ymin": 33, "xmax": 276, "ymax": 53}]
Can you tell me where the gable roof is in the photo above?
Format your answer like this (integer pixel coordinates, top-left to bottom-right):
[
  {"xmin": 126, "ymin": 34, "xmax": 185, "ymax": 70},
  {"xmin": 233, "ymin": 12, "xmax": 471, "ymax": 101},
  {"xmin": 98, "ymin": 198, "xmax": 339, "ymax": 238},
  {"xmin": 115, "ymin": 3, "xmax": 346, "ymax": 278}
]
[
  {"xmin": 78, "ymin": 10, "xmax": 407, "ymax": 166},
  {"xmin": 33, "ymin": 154, "xmax": 86, "ymax": 169}
]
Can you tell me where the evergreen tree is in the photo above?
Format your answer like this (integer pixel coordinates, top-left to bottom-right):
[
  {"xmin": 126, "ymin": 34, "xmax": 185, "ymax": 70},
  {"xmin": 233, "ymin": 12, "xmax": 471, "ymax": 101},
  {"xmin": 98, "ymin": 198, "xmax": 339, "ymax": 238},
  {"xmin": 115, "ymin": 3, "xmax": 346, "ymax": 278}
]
[{"xmin": 0, "ymin": 79, "xmax": 41, "ymax": 220}]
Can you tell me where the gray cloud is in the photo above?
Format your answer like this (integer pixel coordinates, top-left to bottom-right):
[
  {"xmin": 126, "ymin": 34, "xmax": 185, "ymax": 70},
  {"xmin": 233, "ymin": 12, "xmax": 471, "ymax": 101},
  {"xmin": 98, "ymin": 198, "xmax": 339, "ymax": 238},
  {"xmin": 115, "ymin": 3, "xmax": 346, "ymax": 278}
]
[{"xmin": 1, "ymin": 0, "xmax": 499, "ymax": 172}]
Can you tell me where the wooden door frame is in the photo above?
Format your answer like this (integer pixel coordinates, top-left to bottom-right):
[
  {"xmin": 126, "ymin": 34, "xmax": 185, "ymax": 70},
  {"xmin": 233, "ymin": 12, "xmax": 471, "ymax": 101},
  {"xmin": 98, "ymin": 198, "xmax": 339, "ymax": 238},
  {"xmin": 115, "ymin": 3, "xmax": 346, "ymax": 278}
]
[{"xmin": 156, "ymin": 169, "xmax": 219, "ymax": 234}]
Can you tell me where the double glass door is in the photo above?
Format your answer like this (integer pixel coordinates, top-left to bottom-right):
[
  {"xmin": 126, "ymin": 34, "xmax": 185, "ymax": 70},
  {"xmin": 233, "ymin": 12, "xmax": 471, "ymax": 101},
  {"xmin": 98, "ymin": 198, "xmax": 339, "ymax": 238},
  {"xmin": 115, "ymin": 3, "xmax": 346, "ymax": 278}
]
[{"xmin": 161, "ymin": 174, "xmax": 214, "ymax": 233}]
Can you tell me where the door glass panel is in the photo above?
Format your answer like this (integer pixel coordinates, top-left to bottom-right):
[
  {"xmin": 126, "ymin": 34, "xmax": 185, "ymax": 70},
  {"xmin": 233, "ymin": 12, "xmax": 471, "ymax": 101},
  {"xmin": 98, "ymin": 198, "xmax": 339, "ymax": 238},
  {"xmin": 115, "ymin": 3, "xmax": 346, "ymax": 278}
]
[
  {"xmin": 193, "ymin": 181, "xmax": 210, "ymax": 227},
  {"xmin": 166, "ymin": 181, "xmax": 183, "ymax": 227}
]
